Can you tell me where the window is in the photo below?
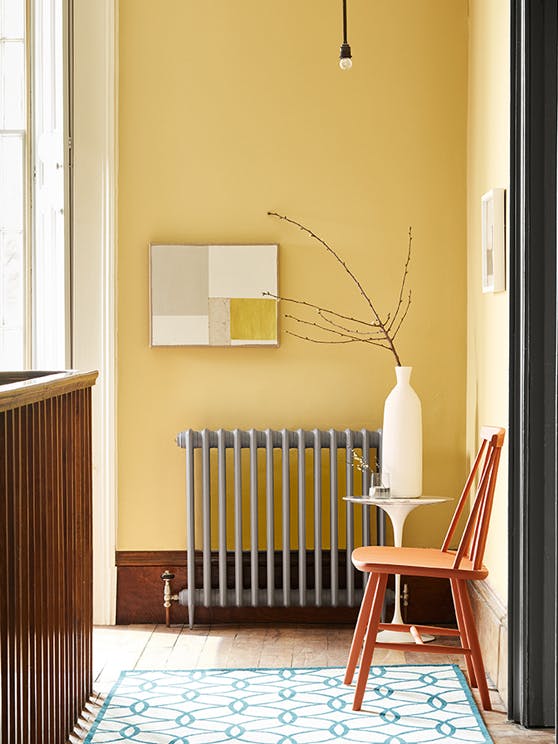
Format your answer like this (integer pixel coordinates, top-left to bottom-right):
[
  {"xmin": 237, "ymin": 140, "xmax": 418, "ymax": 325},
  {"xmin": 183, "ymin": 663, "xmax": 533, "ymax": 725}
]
[
  {"xmin": 0, "ymin": 1, "xmax": 26, "ymax": 368},
  {"xmin": 0, "ymin": 0, "xmax": 68, "ymax": 371}
]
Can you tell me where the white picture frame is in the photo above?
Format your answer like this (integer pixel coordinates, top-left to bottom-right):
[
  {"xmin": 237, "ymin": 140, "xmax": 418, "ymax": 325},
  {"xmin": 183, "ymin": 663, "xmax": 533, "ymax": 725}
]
[{"xmin": 481, "ymin": 188, "xmax": 506, "ymax": 293}]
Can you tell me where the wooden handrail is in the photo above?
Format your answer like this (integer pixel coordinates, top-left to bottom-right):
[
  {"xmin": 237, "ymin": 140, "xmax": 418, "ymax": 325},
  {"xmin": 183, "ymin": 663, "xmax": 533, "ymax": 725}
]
[{"xmin": 0, "ymin": 370, "xmax": 98, "ymax": 412}]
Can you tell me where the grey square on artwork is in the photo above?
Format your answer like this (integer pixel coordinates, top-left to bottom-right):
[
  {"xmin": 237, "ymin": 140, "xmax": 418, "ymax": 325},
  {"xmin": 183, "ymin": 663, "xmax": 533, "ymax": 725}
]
[{"xmin": 151, "ymin": 245, "xmax": 208, "ymax": 316}]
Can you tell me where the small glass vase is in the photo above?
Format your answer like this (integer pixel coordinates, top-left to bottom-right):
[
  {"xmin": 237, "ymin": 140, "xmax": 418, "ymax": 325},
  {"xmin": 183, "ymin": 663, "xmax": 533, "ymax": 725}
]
[{"xmin": 368, "ymin": 471, "xmax": 390, "ymax": 498}]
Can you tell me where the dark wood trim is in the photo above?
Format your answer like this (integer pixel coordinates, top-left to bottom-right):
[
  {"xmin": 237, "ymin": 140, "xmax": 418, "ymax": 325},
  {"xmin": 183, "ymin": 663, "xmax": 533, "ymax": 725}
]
[
  {"xmin": 509, "ymin": 0, "xmax": 557, "ymax": 728},
  {"xmin": 116, "ymin": 549, "xmax": 455, "ymax": 627},
  {"xmin": 116, "ymin": 550, "xmax": 188, "ymax": 567}
]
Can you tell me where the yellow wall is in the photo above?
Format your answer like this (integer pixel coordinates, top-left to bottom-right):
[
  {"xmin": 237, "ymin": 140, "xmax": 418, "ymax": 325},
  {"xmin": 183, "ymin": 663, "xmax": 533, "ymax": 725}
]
[
  {"xmin": 466, "ymin": 0, "xmax": 510, "ymax": 604},
  {"xmin": 117, "ymin": 1, "xmax": 469, "ymax": 551}
]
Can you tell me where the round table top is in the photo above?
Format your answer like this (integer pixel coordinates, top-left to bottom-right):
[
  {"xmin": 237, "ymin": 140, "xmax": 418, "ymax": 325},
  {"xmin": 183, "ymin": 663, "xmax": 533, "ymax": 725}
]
[{"xmin": 343, "ymin": 495, "xmax": 452, "ymax": 507}]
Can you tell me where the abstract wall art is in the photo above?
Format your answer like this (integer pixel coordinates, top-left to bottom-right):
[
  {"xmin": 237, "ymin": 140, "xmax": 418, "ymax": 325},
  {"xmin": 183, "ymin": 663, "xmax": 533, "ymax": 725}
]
[
  {"xmin": 481, "ymin": 188, "xmax": 506, "ymax": 293},
  {"xmin": 150, "ymin": 244, "xmax": 278, "ymax": 347}
]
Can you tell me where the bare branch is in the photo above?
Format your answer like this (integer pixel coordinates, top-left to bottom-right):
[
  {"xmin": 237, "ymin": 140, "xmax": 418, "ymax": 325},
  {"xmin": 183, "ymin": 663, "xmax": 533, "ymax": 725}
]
[
  {"xmin": 262, "ymin": 291, "xmax": 380, "ymax": 328},
  {"xmin": 268, "ymin": 212, "xmax": 382, "ymax": 323},
  {"xmin": 317, "ymin": 309, "xmax": 386, "ymax": 337},
  {"xmin": 387, "ymin": 226, "xmax": 413, "ymax": 333},
  {"xmin": 391, "ymin": 291, "xmax": 412, "ymax": 341},
  {"xmin": 285, "ymin": 330, "xmax": 358, "ymax": 345},
  {"xmin": 285, "ymin": 314, "xmax": 392, "ymax": 350},
  {"xmin": 286, "ymin": 330, "xmax": 392, "ymax": 351},
  {"xmin": 267, "ymin": 212, "xmax": 412, "ymax": 366},
  {"xmin": 285, "ymin": 314, "xmax": 366, "ymax": 342}
]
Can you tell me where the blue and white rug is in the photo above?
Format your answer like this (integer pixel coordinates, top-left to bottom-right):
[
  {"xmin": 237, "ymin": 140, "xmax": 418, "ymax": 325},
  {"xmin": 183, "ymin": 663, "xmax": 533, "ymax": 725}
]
[{"xmin": 84, "ymin": 665, "xmax": 492, "ymax": 743}]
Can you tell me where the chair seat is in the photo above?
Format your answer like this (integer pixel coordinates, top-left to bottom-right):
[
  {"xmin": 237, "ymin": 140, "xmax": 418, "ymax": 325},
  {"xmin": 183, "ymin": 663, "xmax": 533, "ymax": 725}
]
[{"xmin": 352, "ymin": 545, "xmax": 488, "ymax": 580}]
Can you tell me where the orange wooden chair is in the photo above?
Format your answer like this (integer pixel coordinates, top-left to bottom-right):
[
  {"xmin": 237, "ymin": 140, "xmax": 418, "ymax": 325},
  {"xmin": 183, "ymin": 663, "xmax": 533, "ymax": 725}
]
[{"xmin": 344, "ymin": 426, "xmax": 505, "ymax": 712}]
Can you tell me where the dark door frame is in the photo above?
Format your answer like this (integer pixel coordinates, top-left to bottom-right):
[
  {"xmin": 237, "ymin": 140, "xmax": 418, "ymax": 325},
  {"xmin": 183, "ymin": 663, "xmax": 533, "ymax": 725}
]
[{"xmin": 509, "ymin": 0, "xmax": 557, "ymax": 728}]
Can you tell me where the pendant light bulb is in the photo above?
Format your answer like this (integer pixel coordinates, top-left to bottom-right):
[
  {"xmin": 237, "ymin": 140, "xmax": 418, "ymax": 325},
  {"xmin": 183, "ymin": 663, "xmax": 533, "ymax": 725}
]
[
  {"xmin": 339, "ymin": 42, "xmax": 352, "ymax": 70},
  {"xmin": 339, "ymin": 1, "xmax": 352, "ymax": 70}
]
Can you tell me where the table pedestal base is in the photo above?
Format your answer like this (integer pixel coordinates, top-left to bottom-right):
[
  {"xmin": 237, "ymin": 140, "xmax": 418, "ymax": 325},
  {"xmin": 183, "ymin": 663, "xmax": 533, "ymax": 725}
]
[
  {"xmin": 379, "ymin": 572, "xmax": 435, "ymax": 644},
  {"xmin": 377, "ymin": 628, "xmax": 435, "ymax": 644}
]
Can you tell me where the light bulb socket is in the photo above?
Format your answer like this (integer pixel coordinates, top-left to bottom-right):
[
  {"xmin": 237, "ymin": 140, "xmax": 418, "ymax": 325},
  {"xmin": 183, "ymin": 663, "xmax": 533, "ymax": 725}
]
[{"xmin": 339, "ymin": 41, "xmax": 352, "ymax": 60}]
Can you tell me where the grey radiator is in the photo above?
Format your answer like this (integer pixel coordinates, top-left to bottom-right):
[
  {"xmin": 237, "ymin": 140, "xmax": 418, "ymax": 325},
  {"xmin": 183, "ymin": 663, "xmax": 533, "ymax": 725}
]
[{"xmin": 176, "ymin": 428, "xmax": 382, "ymax": 626}]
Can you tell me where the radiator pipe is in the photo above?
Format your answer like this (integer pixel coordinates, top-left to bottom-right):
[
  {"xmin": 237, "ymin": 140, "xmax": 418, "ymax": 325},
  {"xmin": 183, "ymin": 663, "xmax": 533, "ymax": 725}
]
[{"xmin": 161, "ymin": 570, "xmax": 179, "ymax": 627}]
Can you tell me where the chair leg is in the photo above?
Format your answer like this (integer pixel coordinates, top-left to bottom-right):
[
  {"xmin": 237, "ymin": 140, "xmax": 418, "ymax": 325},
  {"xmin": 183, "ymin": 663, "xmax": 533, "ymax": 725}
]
[
  {"xmin": 456, "ymin": 579, "xmax": 492, "ymax": 711},
  {"xmin": 353, "ymin": 573, "xmax": 388, "ymax": 711},
  {"xmin": 344, "ymin": 573, "xmax": 378, "ymax": 685},
  {"xmin": 450, "ymin": 578, "xmax": 477, "ymax": 688}
]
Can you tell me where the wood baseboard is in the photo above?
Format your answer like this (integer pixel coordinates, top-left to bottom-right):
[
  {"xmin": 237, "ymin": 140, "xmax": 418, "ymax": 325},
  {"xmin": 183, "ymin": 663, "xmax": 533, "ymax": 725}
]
[{"xmin": 115, "ymin": 550, "xmax": 456, "ymax": 626}]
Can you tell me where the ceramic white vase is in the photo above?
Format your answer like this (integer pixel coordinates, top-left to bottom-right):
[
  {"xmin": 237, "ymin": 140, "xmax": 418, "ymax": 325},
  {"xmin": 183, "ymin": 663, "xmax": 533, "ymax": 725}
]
[{"xmin": 381, "ymin": 366, "xmax": 422, "ymax": 498}]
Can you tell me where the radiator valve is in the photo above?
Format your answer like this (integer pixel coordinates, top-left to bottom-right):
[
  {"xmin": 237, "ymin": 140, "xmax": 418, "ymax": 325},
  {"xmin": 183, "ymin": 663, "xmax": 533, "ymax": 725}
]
[
  {"xmin": 402, "ymin": 582, "xmax": 409, "ymax": 607},
  {"xmin": 161, "ymin": 570, "xmax": 179, "ymax": 627}
]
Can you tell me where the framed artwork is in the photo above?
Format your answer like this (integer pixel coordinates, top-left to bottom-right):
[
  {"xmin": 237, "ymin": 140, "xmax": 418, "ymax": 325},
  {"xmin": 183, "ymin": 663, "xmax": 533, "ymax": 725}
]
[
  {"xmin": 149, "ymin": 243, "xmax": 278, "ymax": 347},
  {"xmin": 481, "ymin": 188, "xmax": 506, "ymax": 293}
]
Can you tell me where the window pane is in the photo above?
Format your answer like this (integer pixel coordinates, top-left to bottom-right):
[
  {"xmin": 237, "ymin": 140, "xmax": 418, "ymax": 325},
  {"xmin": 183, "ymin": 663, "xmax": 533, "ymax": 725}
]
[
  {"xmin": 0, "ymin": 40, "xmax": 26, "ymax": 129},
  {"xmin": 33, "ymin": 0, "xmax": 66, "ymax": 369},
  {"xmin": 0, "ymin": 0, "xmax": 25, "ymax": 39},
  {"xmin": 0, "ymin": 133, "xmax": 25, "ymax": 369},
  {"xmin": 0, "ymin": 134, "xmax": 24, "ymax": 231},
  {"xmin": 0, "ymin": 0, "xmax": 26, "ymax": 370},
  {"xmin": 0, "ymin": 231, "xmax": 24, "ymax": 369}
]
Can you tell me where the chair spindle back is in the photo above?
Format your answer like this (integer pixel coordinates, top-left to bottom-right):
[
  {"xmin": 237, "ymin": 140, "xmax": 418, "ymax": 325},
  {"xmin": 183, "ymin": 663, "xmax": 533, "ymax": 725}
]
[{"xmin": 441, "ymin": 426, "xmax": 505, "ymax": 570}]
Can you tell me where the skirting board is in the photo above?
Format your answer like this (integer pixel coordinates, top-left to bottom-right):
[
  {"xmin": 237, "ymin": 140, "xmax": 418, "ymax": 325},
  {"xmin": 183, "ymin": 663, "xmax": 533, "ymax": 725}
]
[
  {"xmin": 468, "ymin": 580, "xmax": 508, "ymax": 705},
  {"xmin": 115, "ymin": 550, "xmax": 456, "ymax": 627}
]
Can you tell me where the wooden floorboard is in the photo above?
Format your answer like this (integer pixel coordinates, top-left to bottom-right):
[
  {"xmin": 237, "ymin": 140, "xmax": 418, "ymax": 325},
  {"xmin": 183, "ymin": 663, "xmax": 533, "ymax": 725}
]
[{"xmin": 68, "ymin": 624, "xmax": 555, "ymax": 743}]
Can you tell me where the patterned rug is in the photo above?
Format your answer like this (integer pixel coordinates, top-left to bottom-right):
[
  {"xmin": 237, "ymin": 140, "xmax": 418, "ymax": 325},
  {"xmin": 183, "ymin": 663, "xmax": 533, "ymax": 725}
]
[{"xmin": 84, "ymin": 665, "xmax": 492, "ymax": 743}]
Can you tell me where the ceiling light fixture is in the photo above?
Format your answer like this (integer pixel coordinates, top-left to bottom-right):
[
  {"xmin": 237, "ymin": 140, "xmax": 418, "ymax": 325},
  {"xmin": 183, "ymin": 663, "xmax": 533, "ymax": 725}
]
[{"xmin": 339, "ymin": 0, "xmax": 352, "ymax": 70}]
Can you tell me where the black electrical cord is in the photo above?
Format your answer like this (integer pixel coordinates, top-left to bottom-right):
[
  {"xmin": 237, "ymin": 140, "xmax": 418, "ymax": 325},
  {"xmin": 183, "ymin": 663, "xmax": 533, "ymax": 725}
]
[{"xmin": 339, "ymin": 0, "xmax": 352, "ymax": 68}]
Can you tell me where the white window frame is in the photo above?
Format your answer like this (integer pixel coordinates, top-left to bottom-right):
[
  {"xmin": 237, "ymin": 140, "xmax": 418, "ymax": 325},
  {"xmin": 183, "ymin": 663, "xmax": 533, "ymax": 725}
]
[
  {"xmin": 72, "ymin": 0, "xmax": 117, "ymax": 626},
  {"xmin": 30, "ymin": 0, "xmax": 72, "ymax": 370}
]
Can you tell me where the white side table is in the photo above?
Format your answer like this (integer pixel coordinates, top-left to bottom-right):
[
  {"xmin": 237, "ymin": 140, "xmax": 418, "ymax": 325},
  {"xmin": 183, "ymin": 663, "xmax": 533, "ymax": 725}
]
[{"xmin": 344, "ymin": 495, "xmax": 451, "ymax": 643}]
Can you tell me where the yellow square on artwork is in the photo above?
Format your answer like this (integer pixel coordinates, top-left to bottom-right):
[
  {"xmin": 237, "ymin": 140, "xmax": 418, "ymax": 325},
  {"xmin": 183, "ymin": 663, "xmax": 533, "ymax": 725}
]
[{"xmin": 230, "ymin": 299, "xmax": 277, "ymax": 342}]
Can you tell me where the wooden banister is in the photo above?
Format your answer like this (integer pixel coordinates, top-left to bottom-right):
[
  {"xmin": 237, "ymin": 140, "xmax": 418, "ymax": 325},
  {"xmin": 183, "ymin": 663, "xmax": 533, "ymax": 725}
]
[{"xmin": 0, "ymin": 370, "xmax": 98, "ymax": 744}]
